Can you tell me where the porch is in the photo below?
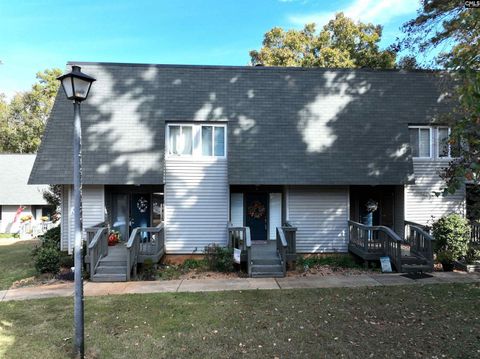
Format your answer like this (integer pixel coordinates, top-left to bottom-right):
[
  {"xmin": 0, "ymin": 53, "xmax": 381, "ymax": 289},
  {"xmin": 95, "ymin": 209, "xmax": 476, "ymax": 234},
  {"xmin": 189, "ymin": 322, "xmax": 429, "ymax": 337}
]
[
  {"xmin": 348, "ymin": 220, "xmax": 435, "ymax": 273},
  {"xmin": 85, "ymin": 224, "xmax": 165, "ymax": 282}
]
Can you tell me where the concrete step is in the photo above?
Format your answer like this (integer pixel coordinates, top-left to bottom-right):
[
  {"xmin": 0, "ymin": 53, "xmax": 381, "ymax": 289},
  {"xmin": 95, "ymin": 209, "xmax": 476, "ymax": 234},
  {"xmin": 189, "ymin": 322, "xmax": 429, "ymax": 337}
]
[
  {"xmin": 401, "ymin": 264, "xmax": 432, "ymax": 273},
  {"xmin": 251, "ymin": 272, "xmax": 284, "ymax": 278},
  {"xmin": 252, "ymin": 258, "xmax": 282, "ymax": 266},
  {"xmin": 92, "ymin": 273, "xmax": 127, "ymax": 282},
  {"xmin": 99, "ymin": 259, "xmax": 126, "ymax": 266},
  {"xmin": 95, "ymin": 265, "xmax": 127, "ymax": 275},
  {"xmin": 251, "ymin": 264, "xmax": 283, "ymax": 273}
]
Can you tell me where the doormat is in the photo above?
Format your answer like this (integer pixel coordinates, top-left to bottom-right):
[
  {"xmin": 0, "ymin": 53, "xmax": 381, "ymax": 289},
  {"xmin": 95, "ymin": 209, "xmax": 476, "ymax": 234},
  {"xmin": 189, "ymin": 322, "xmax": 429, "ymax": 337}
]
[{"xmin": 401, "ymin": 273, "xmax": 433, "ymax": 280}]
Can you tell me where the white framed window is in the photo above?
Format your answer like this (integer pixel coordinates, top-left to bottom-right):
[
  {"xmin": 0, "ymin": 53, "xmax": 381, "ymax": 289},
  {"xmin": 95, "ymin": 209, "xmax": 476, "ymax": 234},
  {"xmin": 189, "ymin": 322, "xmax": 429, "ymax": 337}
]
[
  {"xmin": 167, "ymin": 124, "xmax": 193, "ymax": 156},
  {"xmin": 437, "ymin": 126, "xmax": 451, "ymax": 158},
  {"xmin": 166, "ymin": 123, "xmax": 227, "ymax": 158},
  {"xmin": 409, "ymin": 126, "xmax": 432, "ymax": 158},
  {"xmin": 201, "ymin": 125, "xmax": 226, "ymax": 157}
]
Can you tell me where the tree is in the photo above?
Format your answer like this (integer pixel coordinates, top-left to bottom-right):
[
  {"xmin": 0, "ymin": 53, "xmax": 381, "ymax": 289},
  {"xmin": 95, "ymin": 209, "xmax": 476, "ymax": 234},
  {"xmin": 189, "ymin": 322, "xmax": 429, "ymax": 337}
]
[
  {"xmin": 43, "ymin": 184, "xmax": 62, "ymax": 223},
  {"xmin": 399, "ymin": 2, "xmax": 480, "ymax": 197},
  {"xmin": 249, "ymin": 12, "xmax": 396, "ymax": 69},
  {"xmin": 0, "ymin": 68, "xmax": 62, "ymax": 153}
]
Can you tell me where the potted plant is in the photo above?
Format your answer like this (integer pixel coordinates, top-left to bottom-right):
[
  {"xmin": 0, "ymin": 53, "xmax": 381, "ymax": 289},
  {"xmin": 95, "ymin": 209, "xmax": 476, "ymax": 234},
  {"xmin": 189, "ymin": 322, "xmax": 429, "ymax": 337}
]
[
  {"xmin": 20, "ymin": 214, "xmax": 32, "ymax": 223},
  {"xmin": 437, "ymin": 250, "xmax": 455, "ymax": 271},
  {"xmin": 108, "ymin": 231, "xmax": 120, "ymax": 246},
  {"xmin": 432, "ymin": 214, "xmax": 470, "ymax": 272}
]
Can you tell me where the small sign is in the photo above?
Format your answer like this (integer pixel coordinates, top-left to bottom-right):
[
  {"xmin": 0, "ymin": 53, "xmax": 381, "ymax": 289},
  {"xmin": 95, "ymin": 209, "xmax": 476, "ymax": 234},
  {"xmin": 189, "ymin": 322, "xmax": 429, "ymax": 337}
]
[
  {"xmin": 465, "ymin": 1, "xmax": 480, "ymax": 8},
  {"xmin": 233, "ymin": 248, "xmax": 241, "ymax": 264},
  {"xmin": 380, "ymin": 256, "xmax": 392, "ymax": 273}
]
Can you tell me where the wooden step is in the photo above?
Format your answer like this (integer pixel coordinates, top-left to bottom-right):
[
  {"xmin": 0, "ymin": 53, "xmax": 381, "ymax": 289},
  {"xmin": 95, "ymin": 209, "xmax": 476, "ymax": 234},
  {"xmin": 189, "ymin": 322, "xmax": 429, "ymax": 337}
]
[
  {"xmin": 95, "ymin": 265, "xmax": 127, "ymax": 275},
  {"xmin": 92, "ymin": 273, "xmax": 127, "ymax": 282},
  {"xmin": 251, "ymin": 264, "xmax": 283, "ymax": 274}
]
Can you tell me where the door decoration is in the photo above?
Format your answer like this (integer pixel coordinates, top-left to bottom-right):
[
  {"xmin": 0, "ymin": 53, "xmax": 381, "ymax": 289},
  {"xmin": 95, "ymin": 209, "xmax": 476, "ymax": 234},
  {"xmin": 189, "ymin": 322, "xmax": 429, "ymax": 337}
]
[
  {"xmin": 136, "ymin": 197, "xmax": 149, "ymax": 213},
  {"xmin": 248, "ymin": 200, "xmax": 266, "ymax": 219}
]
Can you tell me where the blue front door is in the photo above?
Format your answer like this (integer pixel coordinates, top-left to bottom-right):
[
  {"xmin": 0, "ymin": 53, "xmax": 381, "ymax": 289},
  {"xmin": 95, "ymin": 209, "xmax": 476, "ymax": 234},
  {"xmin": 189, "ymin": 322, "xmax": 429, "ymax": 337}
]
[
  {"xmin": 130, "ymin": 194, "xmax": 151, "ymax": 236},
  {"xmin": 245, "ymin": 193, "xmax": 269, "ymax": 241}
]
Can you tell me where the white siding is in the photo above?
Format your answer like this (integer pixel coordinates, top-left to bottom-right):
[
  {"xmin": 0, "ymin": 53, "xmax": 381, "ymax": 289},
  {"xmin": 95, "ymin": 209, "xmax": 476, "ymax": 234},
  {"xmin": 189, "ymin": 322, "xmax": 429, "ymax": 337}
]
[
  {"xmin": 60, "ymin": 185, "xmax": 69, "ymax": 251},
  {"xmin": 269, "ymin": 193, "xmax": 282, "ymax": 240},
  {"xmin": 82, "ymin": 185, "xmax": 105, "ymax": 229},
  {"xmin": 287, "ymin": 186, "xmax": 349, "ymax": 253},
  {"xmin": 62, "ymin": 185, "xmax": 105, "ymax": 253},
  {"xmin": 405, "ymin": 160, "xmax": 465, "ymax": 225},
  {"xmin": 230, "ymin": 193, "xmax": 243, "ymax": 227},
  {"xmin": 165, "ymin": 158, "xmax": 229, "ymax": 254}
]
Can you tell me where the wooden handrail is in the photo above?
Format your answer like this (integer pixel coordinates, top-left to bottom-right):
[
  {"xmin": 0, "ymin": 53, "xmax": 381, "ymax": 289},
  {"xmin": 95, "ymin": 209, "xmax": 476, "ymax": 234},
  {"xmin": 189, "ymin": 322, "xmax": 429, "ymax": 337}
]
[
  {"xmin": 471, "ymin": 222, "xmax": 480, "ymax": 244},
  {"xmin": 348, "ymin": 220, "xmax": 402, "ymax": 271},
  {"xmin": 86, "ymin": 226, "xmax": 108, "ymax": 274},
  {"xmin": 126, "ymin": 224, "xmax": 165, "ymax": 281},
  {"xmin": 276, "ymin": 227, "xmax": 288, "ymax": 276}
]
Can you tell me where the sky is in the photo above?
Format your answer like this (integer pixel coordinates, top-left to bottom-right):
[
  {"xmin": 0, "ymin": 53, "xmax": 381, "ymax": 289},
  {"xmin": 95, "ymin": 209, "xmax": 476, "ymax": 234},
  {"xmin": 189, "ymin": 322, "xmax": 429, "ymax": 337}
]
[{"xmin": 0, "ymin": 0, "xmax": 421, "ymax": 99}]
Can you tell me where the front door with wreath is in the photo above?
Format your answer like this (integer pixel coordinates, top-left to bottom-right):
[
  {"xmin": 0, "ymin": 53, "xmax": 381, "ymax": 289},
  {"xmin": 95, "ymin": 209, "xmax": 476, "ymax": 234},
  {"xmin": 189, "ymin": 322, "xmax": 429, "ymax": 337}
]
[{"xmin": 245, "ymin": 193, "xmax": 269, "ymax": 241}]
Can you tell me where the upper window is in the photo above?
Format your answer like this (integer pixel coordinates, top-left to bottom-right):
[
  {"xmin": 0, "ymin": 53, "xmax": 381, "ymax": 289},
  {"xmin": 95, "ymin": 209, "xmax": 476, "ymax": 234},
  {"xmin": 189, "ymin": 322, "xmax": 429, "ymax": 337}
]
[
  {"xmin": 437, "ymin": 127, "xmax": 450, "ymax": 158},
  {"xmin": 167, "ymin": 123, "xmax": 226, "ymax": 158},
  {"xmin": 168, "ymin": 125, "xmax": 193, "ymax": 155},
  {"xmin": 202, "ymin": 125, "xmax": 225, "ymax": 157},
  {"xmin": 409, "ymin": 127, "xmax": 431, "ymax": 158}
]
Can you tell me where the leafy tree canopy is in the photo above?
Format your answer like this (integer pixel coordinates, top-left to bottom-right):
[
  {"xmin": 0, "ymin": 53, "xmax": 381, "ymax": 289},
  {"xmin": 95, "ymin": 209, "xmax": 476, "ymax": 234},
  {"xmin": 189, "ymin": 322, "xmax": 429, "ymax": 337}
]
[
  {"xmin": 249, "ymin": 12, "xmax": 396, "ymax": 69},
  {"xmin": 399, "ymin": 1, "xmax": 480, "ymax": 198},
  {"xmin": 0, "ymin": 68, "xmax": 62, "ymax": 153}
]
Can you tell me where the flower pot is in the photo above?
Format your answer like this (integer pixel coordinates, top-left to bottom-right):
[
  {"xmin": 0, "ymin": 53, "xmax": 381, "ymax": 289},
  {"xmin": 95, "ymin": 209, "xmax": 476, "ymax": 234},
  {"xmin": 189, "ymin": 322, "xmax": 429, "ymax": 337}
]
[{"xmin": 441, "ymin": 261, "xmax": 454, "ymax": 272}]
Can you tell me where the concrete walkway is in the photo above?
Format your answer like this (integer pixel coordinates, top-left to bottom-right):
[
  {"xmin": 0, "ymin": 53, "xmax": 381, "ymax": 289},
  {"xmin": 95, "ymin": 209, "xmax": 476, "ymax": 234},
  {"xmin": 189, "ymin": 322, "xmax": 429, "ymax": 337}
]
[{"xmin": 1, "ymin": 271, "xmax": 479, "ymax": 302}]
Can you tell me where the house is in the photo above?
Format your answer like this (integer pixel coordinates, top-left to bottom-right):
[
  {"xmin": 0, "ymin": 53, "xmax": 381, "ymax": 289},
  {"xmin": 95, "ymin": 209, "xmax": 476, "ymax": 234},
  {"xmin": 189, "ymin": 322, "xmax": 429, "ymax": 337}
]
[
  {"xmin": 0, "ymin": 154, "xmax": 54, "ymax": 235},
  {"xmin": 29, "ymin": 62, "xmax": 466, "ymax": 279}
]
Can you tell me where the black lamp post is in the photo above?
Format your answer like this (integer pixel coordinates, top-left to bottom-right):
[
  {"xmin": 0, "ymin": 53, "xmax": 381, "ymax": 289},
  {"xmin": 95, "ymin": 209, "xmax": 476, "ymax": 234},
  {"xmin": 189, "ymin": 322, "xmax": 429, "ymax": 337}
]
[{"xmin": 57, "ymin": 65, "xmax": 95, "ymax": 359}]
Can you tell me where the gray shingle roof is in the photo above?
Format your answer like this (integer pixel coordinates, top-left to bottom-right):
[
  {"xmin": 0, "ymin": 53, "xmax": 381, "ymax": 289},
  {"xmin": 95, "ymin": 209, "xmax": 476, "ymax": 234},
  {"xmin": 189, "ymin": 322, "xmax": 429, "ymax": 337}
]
[
  {"xmin": 1, "ymin": 154, "xmax": 48, "ymax": 205},
  {"xmin": 30, "ymin": 62, "xmax": 452, "ymax": 186}
]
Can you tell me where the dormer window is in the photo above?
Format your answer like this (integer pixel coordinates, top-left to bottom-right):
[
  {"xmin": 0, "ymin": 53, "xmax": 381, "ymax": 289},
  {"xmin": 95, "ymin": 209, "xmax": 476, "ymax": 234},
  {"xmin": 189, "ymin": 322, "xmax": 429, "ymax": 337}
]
[
  {"xmin": 168, "ymin": 125, "xmax": 193, "ymax": 155},
  {"xmin": 166, "ymin": 123, "xmax": 226, "ymax": 158},
  {"xmin": 409, "ymin": 126, "xmax": 432, "ymax": 158},
  {"xmin": 409, "ymin": 125, "xmax": 454, "ymax": 159},
  {"xmin": 202, "ymin": 125, "xmax": 225, "ymax": 157}
]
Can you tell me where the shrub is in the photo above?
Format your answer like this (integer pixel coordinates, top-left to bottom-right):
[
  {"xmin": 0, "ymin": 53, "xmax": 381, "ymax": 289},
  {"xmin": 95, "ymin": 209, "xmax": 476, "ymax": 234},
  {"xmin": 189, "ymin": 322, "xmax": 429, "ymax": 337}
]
[
  {"xmin": 39, "ymin": 226, "xmax": 61, "ymax": 250},
  {"xmin": 34, "ymin": 246, "xmax": 60, "ymax": 274},
  {"xmin": 183, "ymin": 258, "xmax": 206, "ymax": 270},
  {"xmin": 59, "ymin": 254, "xmax": 74, "ymax": 268},
  {"xmin": 142, "ymin": 259, "xmax": 157, "ymax": 280},
  {"xmin": 465, "ymin": 244, "xmax": 480, "ymax": 264},
  {"xmin": 432, "ymin": 214, "xmax": 471, "ymax": 260},
  {"xmin": 204, "ymin": 244, "xmax": 234, "ymax": 272}
]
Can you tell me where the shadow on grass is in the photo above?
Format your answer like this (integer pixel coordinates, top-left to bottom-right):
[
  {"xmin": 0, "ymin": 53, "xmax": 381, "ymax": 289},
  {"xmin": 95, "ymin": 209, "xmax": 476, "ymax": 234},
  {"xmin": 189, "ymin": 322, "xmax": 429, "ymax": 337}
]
[{"xmin": 0, "ymin": 284, "xmax": 479, "ymax": 358}]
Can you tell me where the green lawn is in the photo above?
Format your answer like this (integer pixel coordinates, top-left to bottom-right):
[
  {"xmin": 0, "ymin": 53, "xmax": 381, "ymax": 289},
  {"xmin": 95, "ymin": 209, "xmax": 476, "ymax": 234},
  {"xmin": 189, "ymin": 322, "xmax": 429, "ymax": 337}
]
[
  {"xmin": 0, "ymin": 283, "xmax": 479, "ymax": 358},
  {"xmin": 0, "ymin": 240, "xmax": 37, "ymax": 290}
]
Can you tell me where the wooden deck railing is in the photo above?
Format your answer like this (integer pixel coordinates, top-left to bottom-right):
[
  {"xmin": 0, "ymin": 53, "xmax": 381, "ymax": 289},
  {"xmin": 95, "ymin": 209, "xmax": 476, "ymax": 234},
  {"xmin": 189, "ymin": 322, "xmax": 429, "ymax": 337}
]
[
  {"xmin": 276, "ymin": 227, "xmax": 288, "ymax": 276},
  {"xmin": 471, "ymin": 222, "xmax": 480, "ymax": 244},
  {"xmin": 404, "ymin": 221, "xmax": 435, "ymax": 270},
  {"xmin": 126, "ymin": 224, "xmax": 165, "ymax": 281},
  {"xmin": 348, "ymin": 220, "xmax": 403, "ymax": 271},
  {"xmin": 281, "ymin": 222, "xmax": 297, "ymax": 262},
  {"xmin": 87, "ymin": 226, "xmax": 108, "ymax": 274},
  {"xmin": 227, "ymin": 225, "xmax": 252, "ymax": 275}
]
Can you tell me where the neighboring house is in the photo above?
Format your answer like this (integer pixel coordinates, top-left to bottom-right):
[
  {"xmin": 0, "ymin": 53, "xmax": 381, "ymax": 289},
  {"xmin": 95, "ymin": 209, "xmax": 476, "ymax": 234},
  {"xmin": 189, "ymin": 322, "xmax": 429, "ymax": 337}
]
[
  {"xmin": 0, "ymin": 154, "xmax": 53, "ymax": 234},
  {"xmin": 29, "ymin": 62, "xmax": 465, "ymax": 278}
]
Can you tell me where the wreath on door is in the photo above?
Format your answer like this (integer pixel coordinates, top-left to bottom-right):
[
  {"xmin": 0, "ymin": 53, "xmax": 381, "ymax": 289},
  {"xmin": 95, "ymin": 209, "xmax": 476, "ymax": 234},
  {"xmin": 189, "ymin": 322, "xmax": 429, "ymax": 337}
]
[
  {"xmin": 136, "ymin": 197, "xmax": 149, "ymax": 213},
  {"xmin": 248, "ymin": 201, "xmax": 266, "ymax": 219}
]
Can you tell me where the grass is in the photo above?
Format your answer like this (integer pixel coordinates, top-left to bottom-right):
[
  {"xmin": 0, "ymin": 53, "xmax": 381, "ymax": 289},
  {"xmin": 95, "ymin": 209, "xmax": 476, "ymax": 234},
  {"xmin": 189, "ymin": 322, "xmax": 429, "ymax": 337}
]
[
  {"xmin": 0, "ymin": 283, "xmax": 479, "ymax": 358},
  {"xmin": 0, "ymin": 240, "xmax": 37, "ymax": 290},
  {"xmin": 0, "ymin": 233, "xmax": 19, "ymax": 239}
]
